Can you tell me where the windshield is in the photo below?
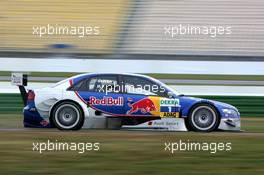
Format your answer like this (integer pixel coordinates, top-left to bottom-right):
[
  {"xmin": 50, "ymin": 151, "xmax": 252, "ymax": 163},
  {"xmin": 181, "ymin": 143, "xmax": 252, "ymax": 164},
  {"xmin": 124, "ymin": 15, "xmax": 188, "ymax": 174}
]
[
  {"xmin": 50, "ymin": 73, "xmax": 87, "ymax": 88},
  {"xmin": 149, "ymin": 76, "xmax": 180, "ymax": 96},
  {"xmin": 50, "ymin": 78, "xmax": 70, "ymax": 88},
  {"xmin": 160, "ymin": 81, "xmax": 180, "ymax": 96}
]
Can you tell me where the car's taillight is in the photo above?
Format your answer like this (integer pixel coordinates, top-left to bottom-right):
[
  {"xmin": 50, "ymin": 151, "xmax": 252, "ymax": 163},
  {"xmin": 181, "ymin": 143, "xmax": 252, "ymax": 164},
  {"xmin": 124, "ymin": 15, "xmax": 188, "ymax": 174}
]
[{"xmin": 27, "ymin": 90, "xmax": 35, "ymax": 101}]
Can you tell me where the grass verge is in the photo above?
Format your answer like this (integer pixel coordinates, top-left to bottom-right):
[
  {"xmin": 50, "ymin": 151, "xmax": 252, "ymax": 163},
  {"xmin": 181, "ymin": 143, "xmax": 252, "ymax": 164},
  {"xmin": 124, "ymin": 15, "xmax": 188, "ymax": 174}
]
[{"xmin": 0, "ymin": 114, "xmax": 263, "ymax": 175}]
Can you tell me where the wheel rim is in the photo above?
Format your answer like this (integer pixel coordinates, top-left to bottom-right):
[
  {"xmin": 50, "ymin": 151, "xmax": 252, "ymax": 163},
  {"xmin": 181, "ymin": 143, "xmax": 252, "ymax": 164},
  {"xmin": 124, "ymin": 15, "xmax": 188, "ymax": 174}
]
[
  {"xmin": 191, "ymin": 106, "xmax": 216, "ymax": 131},
  {"xmin": 54, "ymin": 104, "xmax": 80, "ymax": 129}
]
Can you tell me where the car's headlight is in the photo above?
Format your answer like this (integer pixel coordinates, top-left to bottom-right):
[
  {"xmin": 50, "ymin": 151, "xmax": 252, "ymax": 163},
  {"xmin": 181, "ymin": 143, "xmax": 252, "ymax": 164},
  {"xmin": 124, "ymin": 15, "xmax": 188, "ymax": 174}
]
[{"xmin": 222, "ymin": 108, "xmax": 239, "ymax": 117}]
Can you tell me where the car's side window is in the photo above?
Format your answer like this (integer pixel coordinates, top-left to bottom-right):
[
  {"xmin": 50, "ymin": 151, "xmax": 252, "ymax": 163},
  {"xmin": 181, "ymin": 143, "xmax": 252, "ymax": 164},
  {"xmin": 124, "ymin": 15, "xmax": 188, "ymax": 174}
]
[
  {"xmin": 70, "ymin": 79, "xmax": 87, "ymax": 91},
  {"xmin": 71, "ymin": 75, "xmax": 119, "ymax": 93},
  {"xmin": 91, "ymin": 76, "xmax": 118, "ymax": 93},
  {"xmin": 122, "ymin": 75, "xmax": 166, "ymax": 96},
  {"xmin": 88, "ymin": 77, "xmax": 97, "ymax": 91}
]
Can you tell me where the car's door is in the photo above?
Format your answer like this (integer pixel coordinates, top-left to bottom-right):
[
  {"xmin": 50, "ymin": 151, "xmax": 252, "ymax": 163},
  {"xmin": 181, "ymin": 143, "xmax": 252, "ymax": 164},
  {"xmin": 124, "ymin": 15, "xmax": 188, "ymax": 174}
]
[
  {"xmin": 121, "ymin": 75, "xmax": 181, "ymax": 118},
  {"xmin": 73, "ymin": 74, "xmax": 125, "ymax": 116}
]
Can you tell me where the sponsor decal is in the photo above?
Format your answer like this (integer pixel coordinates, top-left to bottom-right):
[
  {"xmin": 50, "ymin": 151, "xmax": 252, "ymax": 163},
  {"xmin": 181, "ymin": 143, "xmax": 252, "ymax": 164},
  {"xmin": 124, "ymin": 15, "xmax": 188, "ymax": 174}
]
[
  {"xmin": 89, "ymin": 96, "xmax": 123, "ymax": 106},
  {"xmin": 160, "ymin": 98, "xmax": 180, "ymax": 107},
  {"xmin": 40, "ymin": 120, "xmax": 49, "ymax": 126},
  {"xmin": 160, "ymin": 112, "xmax": 179, "ymax": 118},
  {"xmin": 127, "ymin": 97, "xmax": 156, "ymax": 114},
  {"xmin": 152, "ymin": 120, "xmax": 179, "ymax": 126},
  {"xmin": 160, "ymin": 98, "xmax": 180, "ymax": 115}
]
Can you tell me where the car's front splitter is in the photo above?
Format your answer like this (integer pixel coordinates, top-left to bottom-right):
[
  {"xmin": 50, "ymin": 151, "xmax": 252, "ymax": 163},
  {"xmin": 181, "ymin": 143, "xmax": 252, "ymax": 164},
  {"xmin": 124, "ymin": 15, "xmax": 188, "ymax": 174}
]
[
  {"xmin": 218, "ymin": 118, "xmax": 241, "ymax": 131},
  {"xmin": 121, "ymin": 118, "xmax": 188, "ymax": 131},
  {"xmin": 120, "ymin": 117, "xmax": 241, "ymax": 132}
]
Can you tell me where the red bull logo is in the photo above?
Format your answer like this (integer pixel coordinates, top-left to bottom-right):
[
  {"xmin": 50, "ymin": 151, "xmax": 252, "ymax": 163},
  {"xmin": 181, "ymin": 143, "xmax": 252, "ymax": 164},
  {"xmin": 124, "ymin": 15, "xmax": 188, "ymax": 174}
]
[
  {"xmin": 127, "ymin": 97, "xmax": 156, "ymax": 114},
  {"xmin": 89, "ymin": 96, "xmax": 123, "ymax": 106}
]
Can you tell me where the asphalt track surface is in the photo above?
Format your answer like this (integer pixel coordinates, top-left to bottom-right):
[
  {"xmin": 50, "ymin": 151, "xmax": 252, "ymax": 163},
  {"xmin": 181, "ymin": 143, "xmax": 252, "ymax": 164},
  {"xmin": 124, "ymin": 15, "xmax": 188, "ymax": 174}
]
[
  {"xmin": 0, "ymin": 114, "xmax": 263, "ymax": 134},
  {"xmin": 0, "ymin": 128, "xmax": 262, "ymax": 135},
  {"xmin": 0, "ymin": 122, "xmax": 262, "ymax": 136}
]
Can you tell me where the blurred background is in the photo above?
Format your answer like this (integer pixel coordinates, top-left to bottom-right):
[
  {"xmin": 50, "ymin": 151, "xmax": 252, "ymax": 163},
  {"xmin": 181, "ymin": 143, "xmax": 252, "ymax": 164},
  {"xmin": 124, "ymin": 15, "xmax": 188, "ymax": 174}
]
[
  {"xmin": 1, "ymin": 0, "xmax": 264, "ymax": 55},
  {"xmin": 1, "ymin": 0, "xmax": 264, "ymax": 116}
]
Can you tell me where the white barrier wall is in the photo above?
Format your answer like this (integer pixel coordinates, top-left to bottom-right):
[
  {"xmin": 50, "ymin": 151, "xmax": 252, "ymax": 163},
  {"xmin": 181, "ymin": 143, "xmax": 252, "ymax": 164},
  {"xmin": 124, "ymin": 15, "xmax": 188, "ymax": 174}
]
[
  {"xmin": 2, "ymin": 82, "xmax": 264, "ymax": 96},
  {"xmin": 1, "ymin": 57, "xmax": 264, "ymax": 75}
]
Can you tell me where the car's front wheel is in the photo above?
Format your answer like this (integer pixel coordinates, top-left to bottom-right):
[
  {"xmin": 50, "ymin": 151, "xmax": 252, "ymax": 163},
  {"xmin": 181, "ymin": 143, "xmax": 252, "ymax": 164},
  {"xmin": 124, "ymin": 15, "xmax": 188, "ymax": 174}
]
[
  {"xmin": 188, "ymin": 104, "xmax": 220, "ymax": 132},
  {"xmin": 52, "ymin": 101, "xmax": 84, "ymax": 130}
]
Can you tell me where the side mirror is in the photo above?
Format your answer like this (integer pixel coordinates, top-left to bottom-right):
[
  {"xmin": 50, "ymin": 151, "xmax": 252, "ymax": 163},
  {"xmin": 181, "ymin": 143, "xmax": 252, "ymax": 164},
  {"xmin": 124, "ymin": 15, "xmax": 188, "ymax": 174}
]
[{"xmin": 167, "ymin": 91, "xmax": 174, "ymax": 98}]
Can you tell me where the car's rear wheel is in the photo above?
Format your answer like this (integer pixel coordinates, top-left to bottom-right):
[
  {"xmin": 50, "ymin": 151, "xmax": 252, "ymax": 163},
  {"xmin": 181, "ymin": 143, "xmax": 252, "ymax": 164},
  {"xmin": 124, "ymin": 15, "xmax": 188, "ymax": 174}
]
[
  {"xmin": 188, "ymin": 104, "xmax": 219, "ymax": 132},
  {"xmin": 52, "ymin": 101, "xmax": 84, "ymax": 130}
]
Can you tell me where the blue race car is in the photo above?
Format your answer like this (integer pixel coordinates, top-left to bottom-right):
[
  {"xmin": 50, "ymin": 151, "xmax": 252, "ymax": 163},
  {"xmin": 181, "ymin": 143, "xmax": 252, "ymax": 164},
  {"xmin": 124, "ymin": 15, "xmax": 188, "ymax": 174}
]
[{"xmin": 22, "ymin": 73, "xmax": 240, "ymax": 132}]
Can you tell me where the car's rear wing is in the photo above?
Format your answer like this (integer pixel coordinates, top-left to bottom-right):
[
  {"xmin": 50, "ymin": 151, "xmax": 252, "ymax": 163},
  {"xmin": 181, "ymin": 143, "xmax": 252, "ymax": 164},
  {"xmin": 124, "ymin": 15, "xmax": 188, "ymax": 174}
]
[{"xmin": 11, "ymin": 73, "xmax": 28, "ymax": 106}]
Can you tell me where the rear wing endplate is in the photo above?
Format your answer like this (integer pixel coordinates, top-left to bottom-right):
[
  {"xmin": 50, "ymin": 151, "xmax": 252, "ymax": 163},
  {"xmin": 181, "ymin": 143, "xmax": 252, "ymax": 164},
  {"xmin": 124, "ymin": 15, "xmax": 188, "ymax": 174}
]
[{"xmin": 11, "ymin": 73, "xmax": 28, "ymax": 106}]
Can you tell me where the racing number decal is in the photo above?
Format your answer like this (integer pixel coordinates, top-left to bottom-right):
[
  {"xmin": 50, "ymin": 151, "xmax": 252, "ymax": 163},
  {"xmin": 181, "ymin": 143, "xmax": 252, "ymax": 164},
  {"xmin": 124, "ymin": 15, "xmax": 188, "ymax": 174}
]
[{"xmin": 159, "ymin": 98, "xmax": 180, "ymax": 118}]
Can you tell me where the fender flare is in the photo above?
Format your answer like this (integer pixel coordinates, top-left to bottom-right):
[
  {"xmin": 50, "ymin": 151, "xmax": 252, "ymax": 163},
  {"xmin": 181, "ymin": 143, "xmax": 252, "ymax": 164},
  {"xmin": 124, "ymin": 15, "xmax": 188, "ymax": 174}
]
[
  {"xmin": 187, "ymin": 100, "xmax": 221, "ymax": 117},
  {"xmin": 49, "ymin": 99, "xmax": 87, "ymax": 122}
]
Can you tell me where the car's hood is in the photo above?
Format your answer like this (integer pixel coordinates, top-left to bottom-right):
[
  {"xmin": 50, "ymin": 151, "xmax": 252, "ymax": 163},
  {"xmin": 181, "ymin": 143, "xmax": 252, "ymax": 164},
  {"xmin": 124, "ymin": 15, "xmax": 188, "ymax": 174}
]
[
  {"xmin": 207, "ymin": 99, "xmax": 237, "ymax": 109},
  {"xmin": 181, "ymin": 96, "xmax": 237, "ymax": 110}
]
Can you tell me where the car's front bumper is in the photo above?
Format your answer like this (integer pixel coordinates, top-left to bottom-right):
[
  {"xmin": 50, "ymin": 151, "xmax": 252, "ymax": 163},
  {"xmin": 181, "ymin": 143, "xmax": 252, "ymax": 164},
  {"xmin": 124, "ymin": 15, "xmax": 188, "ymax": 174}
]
[{"xmin": 218, "ymin": 118, "xmax": 241, "ymax": 131}]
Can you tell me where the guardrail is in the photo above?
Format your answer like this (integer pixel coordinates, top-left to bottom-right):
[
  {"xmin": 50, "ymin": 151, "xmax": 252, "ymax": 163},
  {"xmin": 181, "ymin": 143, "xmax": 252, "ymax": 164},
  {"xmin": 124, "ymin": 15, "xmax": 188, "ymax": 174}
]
[
  {"xmin": 1, "ymin": 57, "xmax": 264, "ymax": 75},
  {"xmin": 198, "ymin": 96, "xmax": 264, "ymax": 117},
  {"xmin": 0, "ymin": 94, "xmax": 23, "ymax": 114},
  {"xmin": 0, "ymin": 94, "xmax": 263, "ymax": 117},
  {"xmin": 3, "ymin": 76, "xmax": 264, "ymax": 85}
]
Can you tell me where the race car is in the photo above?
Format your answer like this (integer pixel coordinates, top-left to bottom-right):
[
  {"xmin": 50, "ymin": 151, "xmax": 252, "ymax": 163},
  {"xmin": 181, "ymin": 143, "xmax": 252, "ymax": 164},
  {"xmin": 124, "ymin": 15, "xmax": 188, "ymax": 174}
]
[{"xmin": 19, "ymin": 73, "xmax": 240, "ymax": 132}]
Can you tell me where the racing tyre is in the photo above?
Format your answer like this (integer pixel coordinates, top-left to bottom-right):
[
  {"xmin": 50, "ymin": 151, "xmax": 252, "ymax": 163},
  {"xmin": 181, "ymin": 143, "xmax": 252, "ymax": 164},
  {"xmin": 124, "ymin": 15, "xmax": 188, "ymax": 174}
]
[
  {"xmin": 188, "ymin": 104, "xmax": 220, "ymax": 132},
  {"xmin": 52, "ymin": 101, "xmax": 84, "ymax": 130}
]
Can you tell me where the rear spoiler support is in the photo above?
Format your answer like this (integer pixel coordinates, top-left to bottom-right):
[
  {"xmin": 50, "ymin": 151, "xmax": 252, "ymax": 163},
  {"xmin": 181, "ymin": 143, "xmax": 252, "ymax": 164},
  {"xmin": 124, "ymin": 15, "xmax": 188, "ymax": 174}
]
[{"xmin": 18, "ymin": 85, "xmax": 28, "ymax": 106}]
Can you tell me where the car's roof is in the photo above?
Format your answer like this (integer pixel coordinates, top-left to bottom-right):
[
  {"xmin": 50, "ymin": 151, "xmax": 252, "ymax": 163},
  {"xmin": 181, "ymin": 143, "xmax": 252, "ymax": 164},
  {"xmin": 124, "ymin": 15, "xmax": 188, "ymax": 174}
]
[
  {"xmin": 52, "ymin": 72, "xmax": 180, "ymax": 95},
  {"xmin": 74, "ymin": 72, "xmax": 152, "ymax": 79}
]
